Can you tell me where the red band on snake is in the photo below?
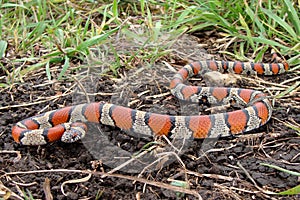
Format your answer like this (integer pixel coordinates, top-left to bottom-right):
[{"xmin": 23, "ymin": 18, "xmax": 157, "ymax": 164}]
[{"xmin": 12, "ymin": 60, "xmax": 289, "ymax": 145}]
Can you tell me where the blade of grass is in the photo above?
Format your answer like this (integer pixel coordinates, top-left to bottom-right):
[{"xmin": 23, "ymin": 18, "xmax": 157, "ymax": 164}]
[
  {"xmin": 36, "ymin": 0, "xmax": 47, "ymax": 21},
  {"xmin": 170, "ymin": 180, "xmax": 189, "ymax": 188},
  {"xmin": 76, "ymin": 27, "xmax": 119, "ymax": 54},
  {"xmin": 45, "ymin": 60, "xmax": 51, "ymax": 81},
  {"xmin": 243, "ymin": 0, "xmax": 266, "ymax": 34},
  {"xmin": 260, "ymin": 8, "xmax": 297, "ymax": 40},
  {"xmin": 98, "ymin": 4, "xmax": 109, "ymax": 34},
  {"xmin": 275, "ymin": 81, "xmax": 300, "ymax": 99},
  {"xmin": 283, "ymin": 122, "xmax": 300, "ymax": 136},
  {"xmin": 254, "ymin": 45, "xmax": 269, "ymax": 62},
  {"xmin": 140, "ymin": 0, "xmax": 145, "ymax": 17},
  {"xmin": 247, "ymin": 36, "xmax": 289, "ymax": 51},
  {"xmin": 146, "ymin": 4, "xmax": 153, "ymax": 29},
  {"xmin": 290, "ymin": 42, "xmax": 300, "ymax": 52},
  {"xmin": 172, "ymin": 6, "xmax": 197, "ymax": 29},
  {"xmin": 20, "ymin": 57, "xmax": 64, "ymax": 75},
  {"xmin": 201, "ymin": 11, "xmax": 235, "ymax": 33},
  {"xmin": 260, "ymin": 163, "xmax": 300, "ymax": 195},
  {"xmin": 0, "ymin": 83, "xmax": 9, "ymax": 88},
  {"xmin": 42, "ymin": 47, "xmax": 75, "ymax": 58},
  {"xmin": 82, "ymin": 15, "xmax": 91, "ymax": 38},
  {"xmin": 1, "ymin": 2, "xmax": 29, "ymax": 9},
  {"xmin": 21, "ymin": 21, "xmax": 47, "ymax": 49},
  {"xmin": 288, "ymin": 54, "xmax": 300, "ymax": 66},
  {"xmin": 53, "ymin": 10, "xmax": 71, "ymax": 27},
  {"xmin": 58, "ymin": 56, "xmax": 70, "ymax": 80},
  {"xmin": 153, "ymin": 21, "xmax": 162, "ymax": 42},
  {"xmin": 283, "ymin": 0, "xmax": 300, "ymax": 35},
  {"xmin": 112, "ymin": 0, "xmax": 118, "ymax": 19},
  {"xmin": 188, "ymin": 22, "xmax": 215, "ymax": 32},
  {"xmin": 239, "ymin": 13, "xmax": 254, "ymax": 49},
  {"xmin": 0, "ymin": 40, "xmax": 7, "ymax": 59},
  {"xmin": 260, "ymin": 163, "xmax": 300, "ymax": 176},
  {"xmin": 277, "ymin": 185, "xmax": 300, "ymax": 195}
]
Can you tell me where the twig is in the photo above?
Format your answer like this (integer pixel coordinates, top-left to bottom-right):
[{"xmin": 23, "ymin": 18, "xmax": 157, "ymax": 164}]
[
  {"xmin": 185, "ymin": 170, "xmax": 235, "ymax": 182},
  {"xmin": 0, "ymin": 180, "xmax": 24, "ymax": 200},
  {"xmin": 103, "ymin": 145, "xmax": 158, "ymax": 177},
  {"xmin": 0, "ymin": 150, "xmax": 22, "ymax": 163},
  {"xmin": 0, "ymin": 92, "xmax": 72, "ymax": 111},
  {"xmin": 4, "ymin": 169, "xmax": 202, "ymax": 199},
  {"xmin": 61, "ymin": 173, "xmax": 92, "ymax": 196},
  {"xmin": 237, "ymin": 161, "xmax": 276, "ymax": 195}
]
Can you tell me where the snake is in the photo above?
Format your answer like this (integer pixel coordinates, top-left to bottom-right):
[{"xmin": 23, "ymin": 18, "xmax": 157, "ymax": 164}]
[{"xmin": 12, "ymin": 60, "xmax": 289, "ymax": 145}]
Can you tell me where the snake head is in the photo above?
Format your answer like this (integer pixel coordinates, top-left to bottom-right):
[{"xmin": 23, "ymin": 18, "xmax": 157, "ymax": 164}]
[{"xmin": 61, "ymin": 122, "xmax": 88, "ymax": 143}]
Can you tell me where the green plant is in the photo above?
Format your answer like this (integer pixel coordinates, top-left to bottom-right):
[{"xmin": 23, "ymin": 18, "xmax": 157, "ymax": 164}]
[{"xmin": 260, "ymin": 163, "xmax": 300, "ymax": 195}]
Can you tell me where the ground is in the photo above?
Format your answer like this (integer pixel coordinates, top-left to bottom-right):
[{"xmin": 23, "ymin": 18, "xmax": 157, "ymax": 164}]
[{"xmin": 0, "ymin": 33, "xmax": 299, "ymax": 200}]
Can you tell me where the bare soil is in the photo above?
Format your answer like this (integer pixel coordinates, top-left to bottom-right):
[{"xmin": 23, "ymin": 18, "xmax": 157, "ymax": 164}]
[{"xmin": 0, "ymin": 33, "xmax": 299, "ymax": 200}]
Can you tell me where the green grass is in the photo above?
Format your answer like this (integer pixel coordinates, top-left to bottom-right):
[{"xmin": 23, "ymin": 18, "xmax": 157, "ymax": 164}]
[
  {"xmin": 0, "ymin": 0, "xmax": 299, "ymax": 86},
  {"xmin": 260, "ymin": 163, "xmax": 300, "ymax": 195}
]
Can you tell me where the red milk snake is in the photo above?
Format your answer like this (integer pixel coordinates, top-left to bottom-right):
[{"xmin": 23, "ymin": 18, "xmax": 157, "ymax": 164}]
[{"xmin": 12, "ymin": 60, "xmax": 289, "ymax": 145}]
